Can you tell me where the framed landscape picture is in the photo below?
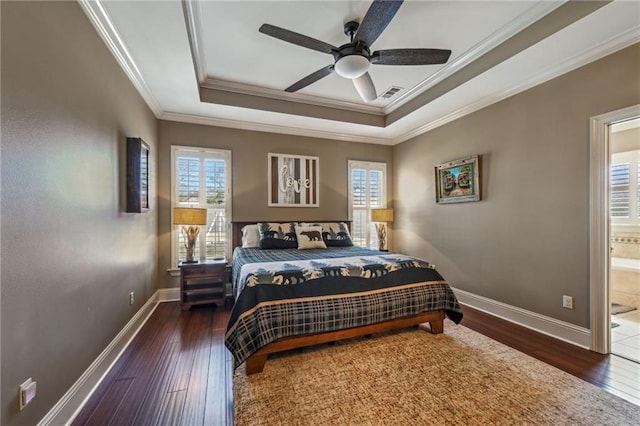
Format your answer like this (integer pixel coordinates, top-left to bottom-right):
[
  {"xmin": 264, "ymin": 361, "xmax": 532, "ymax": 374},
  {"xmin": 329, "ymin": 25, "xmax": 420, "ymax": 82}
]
[
  {"xmin": 435, "ymin": 155, "xmax": 480, "ymax": 204},
  {"xmin": 268, "ymin": 153, "xmax": 319, "ymax": 207}
]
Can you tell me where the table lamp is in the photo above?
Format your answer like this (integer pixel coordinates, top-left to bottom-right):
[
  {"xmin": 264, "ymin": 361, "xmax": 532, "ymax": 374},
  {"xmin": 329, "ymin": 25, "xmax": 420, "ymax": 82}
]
[
  {"xmin": 371, "ymin": 208, "xmax": 394, "ymax": 251},
  {"xmin": 173, "ymin": 207, "xmax": 207, "ymax": 263}
]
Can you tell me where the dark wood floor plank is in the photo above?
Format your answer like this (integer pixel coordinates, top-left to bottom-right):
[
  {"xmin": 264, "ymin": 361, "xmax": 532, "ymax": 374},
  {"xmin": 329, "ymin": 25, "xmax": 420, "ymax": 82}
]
[
  {"xmin": 82, "ymin": 378, "xmax": 134, "ymax": 426},
  {"xmin": 179, "ymin": 307, "xmax": 217, "ymax": 426},
  {"xmin": 130, "ymin": 340, "xmax": 181, "ymax": 426},
  {"xmin": 71, "ymin": 304, "xmax": 177, "ymax": 426},
  {"xmin": 157, "ymin": 389, "xmax": 187, "ymax": 426},
  {"xmin": 180, "ymin": 349, "xmax": 211, "ymax": 426},
  {"xmin": 203, "ymin": 333, "xmax": 233, "ymax": 426},
  {"xmin": 73, "ymin": 301, "xmax": 639, "ymax": 426},
  {"xmin": 104, "ymin": 304, "xmax": 186, "ymax": 424},
  {"xmin": 130, "ymin": 308, "xmax": 211, "ymax": 425},
  {"xmin": 71, "ymin": 304, "xmax": 175, "ymax": 425}
]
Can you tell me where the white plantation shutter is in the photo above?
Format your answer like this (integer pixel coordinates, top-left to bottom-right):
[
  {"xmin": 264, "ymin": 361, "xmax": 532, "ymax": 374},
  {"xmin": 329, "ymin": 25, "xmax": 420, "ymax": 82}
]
[
  {"xmin": 349, "ymin": 161, "xmax": 387, "ymax": 249},
  {"xmin": 177, "ymin": 157, "xmax": 200, "ymax": 203},
  {"xmin": 610, "ymin": 150, "xmax": 640, "ymax": 225},
  {"xmin": 610, "ymin": 162, "xmax": 630, "ymax": 217},
  {"xmin": 172, "ymin": 146, "xmax": 232, "ymax": 265}
]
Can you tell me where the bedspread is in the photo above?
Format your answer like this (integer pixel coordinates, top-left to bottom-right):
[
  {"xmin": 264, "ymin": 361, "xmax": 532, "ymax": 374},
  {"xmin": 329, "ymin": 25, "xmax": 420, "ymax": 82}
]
[{"xmin": 225, "ymin": 248, "xmax": 463, "ymax": 368}]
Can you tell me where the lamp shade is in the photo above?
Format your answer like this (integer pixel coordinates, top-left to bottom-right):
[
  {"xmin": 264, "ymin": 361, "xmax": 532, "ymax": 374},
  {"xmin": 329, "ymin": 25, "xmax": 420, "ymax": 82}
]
[
  {"xmin": 371, "ymin": 208, "xmax": 394, "ymax": 223},
  {"xmin": 173, "ymin": 207, "xmax": 207, "ymax": 225}
]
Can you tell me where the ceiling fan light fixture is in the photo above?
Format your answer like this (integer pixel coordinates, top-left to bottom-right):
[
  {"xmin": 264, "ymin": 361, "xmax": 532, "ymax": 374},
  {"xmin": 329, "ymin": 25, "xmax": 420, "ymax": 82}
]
[{"xmin": 334, "ymin": 55, "xmax": 370, "ymax": 79}]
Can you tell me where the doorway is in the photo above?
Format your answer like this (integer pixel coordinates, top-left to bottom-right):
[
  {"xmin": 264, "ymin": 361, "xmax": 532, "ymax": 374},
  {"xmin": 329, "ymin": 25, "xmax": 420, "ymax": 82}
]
[
  {"xmin": 589, "ymin": 105, "xmax": 640, "ymax": 357},
  {"xmin": 609, "ymin": 119, "xmax": 640, "ymax": 363}
]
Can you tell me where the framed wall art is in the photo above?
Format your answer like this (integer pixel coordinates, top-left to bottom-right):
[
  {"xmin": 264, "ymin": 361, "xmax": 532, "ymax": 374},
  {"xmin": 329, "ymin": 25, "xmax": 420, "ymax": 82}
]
[
  {"xmin": 268, "ymin": 153, "xmax": 319, "ymax": 207},
  {"xmin": 435, "ymin": 155, "xmax": 480, "ymax": 204},
  {"xmin": 126, "ymin": 137, "xmax": 150, "ymax": 213}
]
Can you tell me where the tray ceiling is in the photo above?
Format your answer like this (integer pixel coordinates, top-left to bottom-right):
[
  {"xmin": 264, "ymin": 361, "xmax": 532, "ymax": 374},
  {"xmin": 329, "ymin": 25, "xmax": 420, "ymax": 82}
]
[{"xmin": 81, "ymin": 0, "xmax": 640, "ymax": 144}]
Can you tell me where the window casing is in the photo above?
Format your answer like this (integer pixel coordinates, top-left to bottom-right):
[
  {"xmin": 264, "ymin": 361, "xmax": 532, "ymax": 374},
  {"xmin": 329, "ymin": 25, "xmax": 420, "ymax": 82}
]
[
  {"xmin": 610, "ymin": 150, "xmax": 640, "ymax": 226},
  {"xmin": 348, "ymin": 160, "xmax": 387, "ymax": 249},
  {"xmin": 171, "ymin": 146, "xmax": 232, "ymax": 266}
]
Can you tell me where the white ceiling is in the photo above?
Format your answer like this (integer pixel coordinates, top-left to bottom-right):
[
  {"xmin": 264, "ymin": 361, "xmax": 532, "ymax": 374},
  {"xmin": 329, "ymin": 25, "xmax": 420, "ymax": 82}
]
[{"xmin": 80, "ymin": 0, "xmax": 640, "ymax": 145}]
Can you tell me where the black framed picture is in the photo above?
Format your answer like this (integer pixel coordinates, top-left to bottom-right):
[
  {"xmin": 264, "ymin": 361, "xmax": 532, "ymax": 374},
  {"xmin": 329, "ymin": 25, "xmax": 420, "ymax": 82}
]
[{"xmin": 126, "ymin": 137, "xmax": 149, "ymax": 213}]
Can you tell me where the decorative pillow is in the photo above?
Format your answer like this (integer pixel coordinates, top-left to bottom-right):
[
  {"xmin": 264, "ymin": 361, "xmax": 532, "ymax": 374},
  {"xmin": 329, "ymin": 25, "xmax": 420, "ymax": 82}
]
[
  {"xmin": 300, "ymin": 222, "xmax": 353, "ymax": 247},
  {"xmin": 241, "ymin": 224, "xmax": 260, "ymax": 248},
  {"xmin": 295, "ymin": 225, "xmax": 327, "ymax": 250},
  {"xmin": 258, "ymin": 222, "xmax": 298, "ymax": 249}
]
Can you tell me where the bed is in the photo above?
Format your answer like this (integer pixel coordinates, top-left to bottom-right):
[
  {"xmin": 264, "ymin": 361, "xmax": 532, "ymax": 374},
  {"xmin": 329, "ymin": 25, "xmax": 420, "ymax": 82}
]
[{"xmin": 225, "ymin": 221, "xmax": 463, "ymax": 374}]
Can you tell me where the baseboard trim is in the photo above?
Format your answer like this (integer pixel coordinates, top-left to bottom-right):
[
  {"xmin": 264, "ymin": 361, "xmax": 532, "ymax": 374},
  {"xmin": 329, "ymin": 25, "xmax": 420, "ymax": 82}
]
[
  {"xmin": 38, "ymin": 292, "xmax": 160, "ymax": 425},
  {"xmin": 452, "ymin": 288, "xmax": 591, "ymax": 350},
  {"xmin": 157, "ymin": 287, "xmax": 180, "ymax": 302}
]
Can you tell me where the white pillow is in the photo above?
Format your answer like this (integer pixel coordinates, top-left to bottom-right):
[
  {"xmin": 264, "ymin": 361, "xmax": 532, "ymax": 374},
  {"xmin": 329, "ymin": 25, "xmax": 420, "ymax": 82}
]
[
  {"xmin": 295, "ymin": 225, "xmax": 327, "ymax": 250},
  {"xmin": 241, "ymin": 224, "xmax": 260, "ymax": 248}
]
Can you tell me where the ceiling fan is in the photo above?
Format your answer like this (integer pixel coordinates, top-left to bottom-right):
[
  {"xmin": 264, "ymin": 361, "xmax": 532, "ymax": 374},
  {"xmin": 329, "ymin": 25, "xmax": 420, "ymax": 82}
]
[{"xmin": 259, "ymin": 0, "xmax": 452, "ymax": 103}]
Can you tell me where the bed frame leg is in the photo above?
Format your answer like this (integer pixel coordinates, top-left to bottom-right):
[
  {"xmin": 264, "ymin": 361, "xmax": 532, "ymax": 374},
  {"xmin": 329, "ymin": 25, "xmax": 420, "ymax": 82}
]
[
  {"xmin": 429, "ymin": 318, "xmax": 444, "ymax": 334},
  {"xmin": 245, "ymin": 354, "xmax": 267, "ymax": 374}
]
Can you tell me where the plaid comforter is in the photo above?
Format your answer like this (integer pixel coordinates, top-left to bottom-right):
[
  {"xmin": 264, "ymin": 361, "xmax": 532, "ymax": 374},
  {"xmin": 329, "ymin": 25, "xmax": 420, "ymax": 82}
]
[{"xmin": 225, "ymin": 247, "xmax": 463, "ymax": 368}]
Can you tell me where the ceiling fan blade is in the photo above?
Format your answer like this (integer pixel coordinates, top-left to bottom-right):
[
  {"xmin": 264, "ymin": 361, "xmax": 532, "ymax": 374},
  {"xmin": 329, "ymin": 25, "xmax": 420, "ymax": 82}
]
[
  {"xmin": 371, "ymin": 49, "xmax": 452, "ymax": 65},
  {"xmin": 352, "ymin": 72, "xmax": 377, "ymax": 102},
  {"xmin": 285, "ymin": 65, "xmax": 335, "ymax": 93},
  {"xmin": 259, "ymin": 24, "xmax": 337, "ymax": 55},
  {"xmin": 353, "ymin": 0, "xmax": 403, "ymax": 46}
]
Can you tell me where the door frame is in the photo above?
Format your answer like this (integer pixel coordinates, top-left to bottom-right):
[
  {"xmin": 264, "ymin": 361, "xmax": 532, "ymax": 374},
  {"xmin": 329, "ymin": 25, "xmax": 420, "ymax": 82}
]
[{"xmin": 589, "ymin": 104, "xmax": 640, "ymax": 353}]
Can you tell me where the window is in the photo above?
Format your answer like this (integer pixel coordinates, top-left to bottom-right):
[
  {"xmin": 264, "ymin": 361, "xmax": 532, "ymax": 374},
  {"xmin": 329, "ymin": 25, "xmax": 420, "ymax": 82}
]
[
  {"xmin": 171, "ymin": 146, "xmax": 231, "ymax": 265},
  {"xmin": 348, "ymin": 160, "xmax": 387, "ymax": 248},
  {"xmin": 610, "ymin": 150, "xmax": 640, "ymax": 224}
]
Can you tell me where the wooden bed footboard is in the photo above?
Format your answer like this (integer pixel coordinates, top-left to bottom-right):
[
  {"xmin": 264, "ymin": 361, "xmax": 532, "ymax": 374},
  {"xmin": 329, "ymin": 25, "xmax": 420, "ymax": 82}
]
[{"xmin": 245, "ymin": 310, "xmax": 446, "ymax": 374}]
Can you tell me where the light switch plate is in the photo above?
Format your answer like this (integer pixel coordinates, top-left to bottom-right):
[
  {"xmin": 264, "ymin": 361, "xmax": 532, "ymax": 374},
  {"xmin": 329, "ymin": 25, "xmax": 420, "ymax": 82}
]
[
  {"xmin": 562, "ymin": 295, "xmax": 574, "ymax": 310},
  {"xmin": 19, "ymin": 378, "xmax": 37, "ymax": 410}
]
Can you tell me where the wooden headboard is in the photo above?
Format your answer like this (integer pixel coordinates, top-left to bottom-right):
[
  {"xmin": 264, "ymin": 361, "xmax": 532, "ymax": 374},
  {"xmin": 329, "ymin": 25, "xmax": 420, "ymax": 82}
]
[{"xmin": 231, "ymin": 221, "xmax": 352, "ymax": 251}]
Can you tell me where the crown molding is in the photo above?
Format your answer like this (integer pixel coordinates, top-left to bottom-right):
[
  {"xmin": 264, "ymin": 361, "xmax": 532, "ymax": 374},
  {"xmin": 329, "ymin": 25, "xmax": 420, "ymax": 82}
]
[
  {"xmin": 182, "ymin": 0, "xmax": 206, "ymax": 83},
  {"xmin": 201, "ymin": 79, "xmax": 384, "ymax": 116},
  {"xmin": 83, "ymin": 0, "xmax": 637, "ymax": 148},
  {"xmin": 383, "ymin": 0, "xmax": 566, "ymax": 115},
  {"xmin": 183, "ymin": 0, "xmax": 382, "ymax": 116},
  {"xmin": 159, "ymin": 112, "xmax": 393, "ymax": 145},
  {"xmin": 393, "ymin": 27, "xmax": 640, "ymax": 145},
  {"xmin": 189, "ymin": 2, "xmax": 565, "ymax": 119},
  {"xmin": 163, "ymin": 27, "xmax": 638, "ymax": 147},
  {"xmin": 78, "ymin": 0, "xmax": 162, "ymax": 116}
]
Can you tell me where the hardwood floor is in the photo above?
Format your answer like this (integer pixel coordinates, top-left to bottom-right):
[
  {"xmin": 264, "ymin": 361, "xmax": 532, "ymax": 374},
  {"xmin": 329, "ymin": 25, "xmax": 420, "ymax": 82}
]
[
  {"xmin": 72, "ymin": 302, "xmax": 234, "ymax": 426},
  {"xmin": 461, "ymin": 306, "xmax": 640, "ymax": 406},
  {"xmin": 73, "ymin": 302, "xmax": 639, "ymax": 425}
]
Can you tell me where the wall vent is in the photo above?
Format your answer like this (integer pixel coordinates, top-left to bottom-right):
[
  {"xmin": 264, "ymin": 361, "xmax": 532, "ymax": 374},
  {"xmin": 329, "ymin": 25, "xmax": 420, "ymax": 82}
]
[{"xmin": 380, "ymin": 86, "xmax": 403, "ymax": 99}]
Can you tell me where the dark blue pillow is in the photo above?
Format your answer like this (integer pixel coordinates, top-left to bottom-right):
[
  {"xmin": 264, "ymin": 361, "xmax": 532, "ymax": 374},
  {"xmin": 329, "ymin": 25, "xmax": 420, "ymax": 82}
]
[{"xmin": 258, "ymin": 222, "xmax": 298, "ymax": 249}]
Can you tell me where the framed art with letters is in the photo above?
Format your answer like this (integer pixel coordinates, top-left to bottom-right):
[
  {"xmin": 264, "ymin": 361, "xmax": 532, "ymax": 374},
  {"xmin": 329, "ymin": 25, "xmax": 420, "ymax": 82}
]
[{"xmin": 268, "ymin": 153, "xmax": 319, "ymax": 207}]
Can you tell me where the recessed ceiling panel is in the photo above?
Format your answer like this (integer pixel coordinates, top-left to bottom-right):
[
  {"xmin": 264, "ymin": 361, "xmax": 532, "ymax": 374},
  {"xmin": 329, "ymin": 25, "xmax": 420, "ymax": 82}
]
[{"xmin": 197, "ymin": 1, "xmax": 539, "ymax": 107}]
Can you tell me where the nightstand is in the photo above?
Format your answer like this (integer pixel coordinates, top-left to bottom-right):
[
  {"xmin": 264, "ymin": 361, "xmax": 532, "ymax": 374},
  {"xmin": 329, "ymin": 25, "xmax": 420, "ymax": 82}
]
[{"xmin": 179, "ymin": 259, "xmax": 229, "ymax": 311}]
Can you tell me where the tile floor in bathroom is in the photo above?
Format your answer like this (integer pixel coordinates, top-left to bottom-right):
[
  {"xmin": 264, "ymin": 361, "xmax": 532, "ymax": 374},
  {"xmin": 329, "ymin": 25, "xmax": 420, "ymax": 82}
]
[{"xmin": 612, "ymin": 309, "xmax": 640, "ymax": 363}]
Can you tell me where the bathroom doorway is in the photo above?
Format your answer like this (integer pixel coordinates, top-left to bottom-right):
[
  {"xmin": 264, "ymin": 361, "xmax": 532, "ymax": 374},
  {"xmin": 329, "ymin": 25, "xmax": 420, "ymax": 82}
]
[
  {"xmin": 609, "ymin": 118, "xmax": 640, "ymax": 363},
  {"xmin": 589, "ymin": 105, "xmax": 639, "ymax": 358}
]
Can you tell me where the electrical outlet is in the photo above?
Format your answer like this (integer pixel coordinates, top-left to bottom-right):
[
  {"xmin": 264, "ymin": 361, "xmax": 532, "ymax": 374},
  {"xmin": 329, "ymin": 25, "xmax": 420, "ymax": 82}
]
[
  {"xmin": 562, "ymin": 295, "xmax": 574, "ymax": 309},
  {"xmin": 19, "ymin": 378, "xmax": 37, "ymax": 410},
  {"xmin": 129, "ymin": 292, "xmax": 135, "ymax": 305}
]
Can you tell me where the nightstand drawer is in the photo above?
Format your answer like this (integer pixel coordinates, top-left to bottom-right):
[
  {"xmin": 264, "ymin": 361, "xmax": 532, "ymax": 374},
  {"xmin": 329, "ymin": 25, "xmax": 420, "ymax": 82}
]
[
  {"xmin": 182, "ymin": 263, "xmax": 225, "ymax": 278},
  {"xmin": 179, "ymin": 259, "xmax": 228, "ymax": 310}
]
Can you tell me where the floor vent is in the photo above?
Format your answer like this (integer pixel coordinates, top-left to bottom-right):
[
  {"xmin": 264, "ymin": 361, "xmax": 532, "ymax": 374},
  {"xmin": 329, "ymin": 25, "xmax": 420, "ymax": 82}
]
[{"xmin": 380, "ymin": 86, "xmax": 403, "ymax": 99}]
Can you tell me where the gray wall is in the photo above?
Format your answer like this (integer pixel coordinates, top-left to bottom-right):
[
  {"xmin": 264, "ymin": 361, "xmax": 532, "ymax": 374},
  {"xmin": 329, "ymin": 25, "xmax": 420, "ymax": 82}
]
[
  {"xmin": 1, "ymin": 2, "xmax": 158, "ymax": 425},
  {"xmin": 393, "ymin": 43, "xmax": 640, "ymax": 328},
  {"xmin": 157, "ymin": 120, "xmax": 393, "ymax": 288}
]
